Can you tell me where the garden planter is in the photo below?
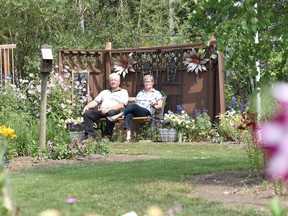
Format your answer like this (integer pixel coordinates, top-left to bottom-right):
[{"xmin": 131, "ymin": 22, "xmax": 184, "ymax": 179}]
[
  {"xmin": 158, "ymin": 128, "xmax": 178, "ymax": 142},
  {"xmin": 178, "ymin": 131, "xmax": 183, "ymax": 142},
  {"xmin": 69, "ymin": 131, "xmax": 85, "ymax": 141}
]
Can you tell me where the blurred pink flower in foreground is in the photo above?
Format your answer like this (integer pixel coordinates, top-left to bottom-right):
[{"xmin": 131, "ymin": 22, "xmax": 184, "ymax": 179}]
[
  {"xmin": 255, "ymin": 82, "xmax": 288, "ymax": 180},
  {"xmin": 66, "ymin": 198, "xmax": 77, "ymax": 204}
]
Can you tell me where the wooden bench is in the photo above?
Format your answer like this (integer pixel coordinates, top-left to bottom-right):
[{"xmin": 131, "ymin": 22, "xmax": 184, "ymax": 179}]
[{"xmin": 95, "ymin": 95, "xmax": 167, "ymax": 141}]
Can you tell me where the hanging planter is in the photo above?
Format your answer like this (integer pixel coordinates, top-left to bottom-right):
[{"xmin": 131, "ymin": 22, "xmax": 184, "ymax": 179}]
[
  {"xmin": 113, "ymin": 53, "xmax": 136, "ymax": 78},
  {"xmin": 183, "ymin": 48, "xmax": 209, "ymax": 75}
]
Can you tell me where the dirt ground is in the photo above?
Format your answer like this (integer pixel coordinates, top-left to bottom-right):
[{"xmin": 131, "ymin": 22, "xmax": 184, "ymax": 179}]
[{"xmin": 6, "ymin": 153, "xmax": 288, "ymax": 213}]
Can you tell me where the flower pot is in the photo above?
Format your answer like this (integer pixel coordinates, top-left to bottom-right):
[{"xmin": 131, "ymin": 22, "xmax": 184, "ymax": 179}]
[
  {"xmin": 69, "ymin": 131, "xmax": 85, "ymax": 141},
  {"xmin": 158, "ymin": 128, "xmax": 178, "ymax": 142}
]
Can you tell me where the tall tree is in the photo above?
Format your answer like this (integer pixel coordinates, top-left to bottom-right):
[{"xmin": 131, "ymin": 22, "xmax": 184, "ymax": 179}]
[{"xmin": 183, "ymin": 0, "xmax": 288, "ymax": 100}]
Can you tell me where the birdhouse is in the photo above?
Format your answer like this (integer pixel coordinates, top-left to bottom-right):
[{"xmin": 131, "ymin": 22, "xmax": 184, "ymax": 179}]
[{"xmin": 40, "ymin": 45, "xmax": 53, "ymax": 73}]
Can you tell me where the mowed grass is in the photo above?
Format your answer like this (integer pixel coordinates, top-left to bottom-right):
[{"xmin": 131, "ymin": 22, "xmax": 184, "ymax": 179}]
[{"xmin": 9, "ymin": 142, "xmax": 268, "ymax": 216}]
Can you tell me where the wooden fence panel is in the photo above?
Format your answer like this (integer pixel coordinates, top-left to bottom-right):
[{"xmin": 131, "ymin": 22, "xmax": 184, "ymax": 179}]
[
  {"xmin": 0, "ymin": 44, "xmax": 16, "ymax": 84},
  {"xmin": 57, "ymin": 41, "xmax": 225, "ymax": 121}
]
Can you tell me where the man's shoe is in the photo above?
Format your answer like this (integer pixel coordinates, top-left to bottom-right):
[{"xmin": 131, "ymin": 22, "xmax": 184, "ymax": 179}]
[
  {"xmin": 82, "ymin": 137, "xmax": 96, "ymax": 144},
  {"xmin": 107, "ymin": 112, "xmax": 124, "ymax": 122},
  {"xmin": 107, "ymin": 116, "xmax": 117, "ymax": 122}
]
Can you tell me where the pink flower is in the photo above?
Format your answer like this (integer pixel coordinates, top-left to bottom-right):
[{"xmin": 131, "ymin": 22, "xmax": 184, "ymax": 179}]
[
  {"xmin": 66, "ymin": 198, "xmax": 77, "ymax": 204},
  {"xmin": 229, "ymin": 133, "xmax": 235, "ymax": 137},
  {"xmin": 254, "ymin": 82, "xmax": 288, "ymax": 180}
]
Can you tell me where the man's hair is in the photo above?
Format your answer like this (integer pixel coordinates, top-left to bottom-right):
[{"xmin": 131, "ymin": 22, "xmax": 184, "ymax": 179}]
[
  {"xmin": 143, "ymin": 74, "xmax": 154, "ymax": 82},
  {"xmin": 109, "ymin": 73, "xmax": 120, "ymax": 81}
]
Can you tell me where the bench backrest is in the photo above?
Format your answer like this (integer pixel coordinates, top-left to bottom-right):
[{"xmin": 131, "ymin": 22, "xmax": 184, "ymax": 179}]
[{"xmin": 154, "ymin": 95, "xmax": 167, "ymax": 119}]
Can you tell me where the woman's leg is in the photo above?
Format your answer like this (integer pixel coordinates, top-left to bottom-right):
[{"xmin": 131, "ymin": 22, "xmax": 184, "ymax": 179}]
[
  {"xmin": 123, "ymin": 105, "xmax": 150, "ymax": 131},
  {"xmin": 126, "ymin": 129, "xmax": 131, "ymax": 141}
]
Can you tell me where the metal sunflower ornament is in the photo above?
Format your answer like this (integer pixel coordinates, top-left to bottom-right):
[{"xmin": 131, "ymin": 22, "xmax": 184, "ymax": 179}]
[
  {"xmin": 183, "ymin": 48, "xmax": 209, "ymax": 75},
  {"xmin": 113, "ymin": 53, "xmax": 136, "ymax": 78}
]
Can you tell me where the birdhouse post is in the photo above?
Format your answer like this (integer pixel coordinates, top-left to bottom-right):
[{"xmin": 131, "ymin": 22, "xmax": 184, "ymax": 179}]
[{"xmin": 39, "ymin": 45, "xmax": 53, "ymax": 151}]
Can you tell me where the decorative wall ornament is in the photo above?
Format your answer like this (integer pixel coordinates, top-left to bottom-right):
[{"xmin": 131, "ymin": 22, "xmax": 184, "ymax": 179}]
[
  {"xmin": 61, "ymin": 51, "xmax": 101, "ymax": 73},
  {"xmin": 140, "ymin": 53, "xmax": 153, "ymax": 76},
  {"xmin": 183, "ymin": 48, "xmax": 209, "ymax": 75},
  {"xmin": 166, "ymin": 52, "xmax": 179, "ymax": 82},
  {"xmin": 113, "ymin": 53, "xmax": 136, "ymax": 78}
]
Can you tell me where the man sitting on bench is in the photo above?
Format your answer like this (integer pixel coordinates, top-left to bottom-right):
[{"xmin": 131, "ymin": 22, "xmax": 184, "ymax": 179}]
[
  {"xmin": 82, "ymin": 73, "xmax": 129, "ymax": 143},
  {"xmin": 107, "ymin": 75, "xmax": 163, "ymax": 143}
]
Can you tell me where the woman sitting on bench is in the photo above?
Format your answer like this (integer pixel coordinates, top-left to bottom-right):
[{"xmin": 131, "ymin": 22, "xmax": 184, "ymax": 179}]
[{"xmin": 107, "ymin": 75, "xmax": 163, "ymax": 143}]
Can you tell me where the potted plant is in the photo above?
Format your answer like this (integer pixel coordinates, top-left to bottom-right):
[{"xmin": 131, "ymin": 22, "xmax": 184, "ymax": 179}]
[
  {"xmin": 156, "ymin": 105, "xmax": 194, "ymax": 142},
  {"xmin": 64, "ymin": 117, "xmax": 85, "ymax": 141}
]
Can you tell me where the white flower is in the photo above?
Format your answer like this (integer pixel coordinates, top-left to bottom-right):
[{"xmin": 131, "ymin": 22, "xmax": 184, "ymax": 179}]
[
  {"xmin": 183, "ymin": 48, "xmax": 209, "ymax": 75},
  {"xmin": 113, "ymin": 53, "xmax": 136, "ymax": 78}
]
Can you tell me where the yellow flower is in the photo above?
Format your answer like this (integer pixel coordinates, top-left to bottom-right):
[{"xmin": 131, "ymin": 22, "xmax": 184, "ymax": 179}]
[{"xmin": 0, "ymin": 125, "xmax": 16, "ymax": 139}]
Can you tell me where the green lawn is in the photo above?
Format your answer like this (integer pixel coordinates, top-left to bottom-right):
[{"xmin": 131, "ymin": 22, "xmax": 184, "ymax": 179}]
[{"xmin": 9, "ymin": 142, "xmax": 268, "ymax": 216}]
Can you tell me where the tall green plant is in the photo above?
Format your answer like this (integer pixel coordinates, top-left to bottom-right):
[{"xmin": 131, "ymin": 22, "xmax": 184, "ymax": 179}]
[{"xmin": 185, "ymin": 0, "xmax": 288, "ymax": 100}]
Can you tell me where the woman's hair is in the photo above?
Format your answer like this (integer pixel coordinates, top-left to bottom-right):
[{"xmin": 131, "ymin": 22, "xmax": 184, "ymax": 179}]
[
  {"xmin": 143, "ymin": 75, "xmax": 154, "ymax": 82},
  {"xmin": 109, "ymin": 73, "xmax": 120, "ymax": 81}
]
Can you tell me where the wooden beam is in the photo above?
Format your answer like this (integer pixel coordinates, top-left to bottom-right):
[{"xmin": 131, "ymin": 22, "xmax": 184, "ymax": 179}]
[
  {"xmin": 0, "ymin": 44, "xmax": 16, "ymax": 49},
  {"xmin": 217, "ymin": 52, "xmax": 225, "ymax": 114}
]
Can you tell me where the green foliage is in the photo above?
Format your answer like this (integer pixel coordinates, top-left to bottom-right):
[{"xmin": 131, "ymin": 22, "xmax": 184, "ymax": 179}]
[
  {"xmin": 217, "ymin": 109, "xmax": 243, "ymax": 141},
  {"xmin": 135, "ymin": 122, "xmax": 158, "ymax": 141},
  {"xmin": 22, "ymin": 70, "xmax": 86, "ymax": 123},
  {"xmin": 0, "ymin": 0, "xmax": 201, "ymax": 79},
  {"xmin": 0, "ymin": 83, "xmax": 38, "ymax": 158},
  {"xmin": 191, "ymin": 111, "xmax": 212, "ymax": 141},
  {"xmin": 186, "ymin": 0, "xmax": 288, "ymax": 101},
  {"xmin": 0, "ymin": 125, "xmax": 17, "ymax": 215},
  {"xmin": 138, "ymin": 110, "xmax": 215, "ymax": 142},
  {"xmin": 45, "ymin": 136, "xmax": 110, "ymax": 160},
  {"xmin": 242, "ymin": 131, "xmax": 264, "ymax": 175},
  {"xmin": 269, "ymin": 198, "xmax": 287, "ymax": 216}
]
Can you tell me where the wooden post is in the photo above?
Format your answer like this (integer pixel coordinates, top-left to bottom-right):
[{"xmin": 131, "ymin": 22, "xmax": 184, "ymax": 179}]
[
  {"xmin": 39, "ymin": 73, "xmax": 49, "ymax": 151},
  {"xmin": 57, "ymin": 50, "xmax": 63, "ymax": 74},
  {"xmin": 105, "ymin": 42, "xmax": 112, "ymax": 87},
  {"xmin": 39, "ymin": 45, "xmax": 53, "ymax": 151},
  {"xmin": 217, "ymin": 52, "xmax": 225, "ymax": 114},
  {"xmin": 4, "ymin": 49, "xmax": 9, "ymax": 78}
]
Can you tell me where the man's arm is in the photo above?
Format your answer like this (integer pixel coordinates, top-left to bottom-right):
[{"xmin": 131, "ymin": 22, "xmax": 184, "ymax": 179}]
[
  {"xmin": 100, "ymin": 103, "xmax": 125, "ymax": 115},
  {"xmin": 82, "ymin": 100, "xmax": 98, "ymax": 114}
]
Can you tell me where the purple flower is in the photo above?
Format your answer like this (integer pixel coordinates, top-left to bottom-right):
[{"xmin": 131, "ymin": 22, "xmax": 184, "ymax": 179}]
[
  {"xmin": 239, "ymin": 104, "xmax": 244, "ymax": 112},
  {"xmin": 66, "ymin": 198, "xmax": 77, "ymax": 204},
  {"xmin": 194, "ymin": 109, "xmax": 200, "ymax": 116},
  {"xmin": 51, "ymin": 147, "xmax": 56, "ymax": 152},
  {"xmin": 47, "ymin": 140, "xmax": 53, "ymax": 146},
  {"xmin": 176, "ymin": 104, "xmax": 185, "ymax": 113},
  {"xmin": 168, "ymin": 204, "xmax": 182, "ymax": 216},
  {"xmin": 73, "ymin": 139, "xmax": 79, "ymax": 146},
  {"xmin": 230, "ymin": 97, "xmax": 236, "ymax": 108}
]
